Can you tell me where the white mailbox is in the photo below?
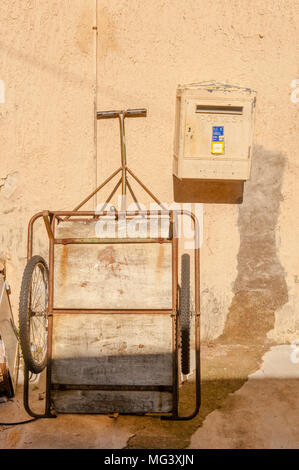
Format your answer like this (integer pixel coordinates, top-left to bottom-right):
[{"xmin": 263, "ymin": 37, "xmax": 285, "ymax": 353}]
[{"xmin": 173, "ymin": 82, "xmax": 256, "ymax": 181}]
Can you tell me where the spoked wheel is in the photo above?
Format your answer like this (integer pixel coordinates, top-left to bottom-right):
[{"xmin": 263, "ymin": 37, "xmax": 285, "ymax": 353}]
[
  {"xmin": 19, "ymin": 256, "xmax": 49, "ymax": 374},
  {"xmin": 179, "ymin": 253, "xmax": 191, "ymax": 375}
]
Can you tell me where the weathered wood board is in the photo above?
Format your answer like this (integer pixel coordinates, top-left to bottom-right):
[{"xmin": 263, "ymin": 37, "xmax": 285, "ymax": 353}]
[
  {"xmin": 51, "ymin": 314, "xmax": 173, "ymax": 413},
  {"xmin": 51, "ymin": 390, "xmax": 172, "ymax": 414},
  {"xmin": 52, "ymin": 314, "xmax": 173, "ymax": 385},
  {"xmin": 51, "ymin": 221, "xmax": 174, "ymax": 413},
  {"xmin": 0, "ymin": 278, "xmax": 18, "ymax": 391},
  {"xmin": 54, "ymin": 221, "xmax": 172, "ymax": 309}
]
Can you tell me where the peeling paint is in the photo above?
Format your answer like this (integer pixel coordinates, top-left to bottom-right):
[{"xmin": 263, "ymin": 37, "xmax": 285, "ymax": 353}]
[{"xmin": 0, "ymin": 172, "xmax": 19, "ymax": 199}]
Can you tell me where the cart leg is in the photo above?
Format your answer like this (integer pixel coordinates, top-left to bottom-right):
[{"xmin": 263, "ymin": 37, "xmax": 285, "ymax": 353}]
[
  {"xmin": 45, "ymin": 215, "xmax": 56, "ymax": 417},
  {"xmin": 23, "ymin": 364, "xmax": 55, "ymax": 419},
  {"xmin": 24, "ymin": 212, "xmax": 56, "ymax": 418},
  {"xmin": 172, "ymin": 233, "xmax": 179, "ymax": 418}
]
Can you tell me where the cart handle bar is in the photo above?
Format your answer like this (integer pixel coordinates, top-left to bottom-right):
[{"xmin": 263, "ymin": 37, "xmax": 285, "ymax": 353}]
[{"xmin": 97, "ymin": 108, "xmax": 147, "ymax": 119}]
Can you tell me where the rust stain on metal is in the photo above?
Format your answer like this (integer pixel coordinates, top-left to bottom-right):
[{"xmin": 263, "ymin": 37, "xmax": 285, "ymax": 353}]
[{"xmin": 59, "ymin": 246, "xmax": 68, "ymax": 286}]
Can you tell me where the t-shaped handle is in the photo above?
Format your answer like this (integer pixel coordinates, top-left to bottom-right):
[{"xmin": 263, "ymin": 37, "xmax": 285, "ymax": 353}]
[
  {"xmin": 97, "ymin": 108, "xmax": 147, "ymax": 119},
  {"xmin": 96, "ymin": 108, "xmax": 147, "ymax": 211}
]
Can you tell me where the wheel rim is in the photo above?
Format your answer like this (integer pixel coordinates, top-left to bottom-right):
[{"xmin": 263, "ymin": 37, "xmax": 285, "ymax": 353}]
[{"xmin": 28, "ymin": 262, "xmax": 48, "ymax": 367}]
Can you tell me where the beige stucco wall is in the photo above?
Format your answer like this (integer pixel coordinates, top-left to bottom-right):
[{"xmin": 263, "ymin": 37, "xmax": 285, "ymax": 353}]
[{"xmin": 0, "ymin": 0, "xmax": 298, "ymax": 343}]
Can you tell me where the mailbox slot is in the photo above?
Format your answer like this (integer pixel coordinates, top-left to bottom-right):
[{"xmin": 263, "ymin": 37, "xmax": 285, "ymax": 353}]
[{"xmin": 196, "ymin": 104, "xmax": 243, "ymax": 115}]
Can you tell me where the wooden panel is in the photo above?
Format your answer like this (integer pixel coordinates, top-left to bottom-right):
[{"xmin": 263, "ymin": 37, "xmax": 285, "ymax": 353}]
[
  {"xmin": 54, "ymin": 219, "xmax": 171, "ymax": 239},
  {"xmin": 51, "ymin": 222, "xmax": 173, "ymax": 413},
  {"xmin": 52, "ymin": 314, "xmax": 173, "ymax": 386},
  {"xmin": 51, "ymin": 390, "xmax": 172, "ymax": 414},
  {"xmin": 0, "ymin": 280, "xmax": 18, "ymax": 389},
  {"xmin": 54, "ymin": 221, "xmax": 172, "ymax": 309}
]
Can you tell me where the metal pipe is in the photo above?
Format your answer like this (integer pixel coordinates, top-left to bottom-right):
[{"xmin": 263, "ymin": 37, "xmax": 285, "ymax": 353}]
[
  {"xmin": 63, "ymin": 167, "xmax": 122, "ymax": 220},
  {"xmin": 42, "ymin": 211, "xmax": 54, "ymax": 240},
  {"xmin": 171, "ymin": 228, "xmax": 179, "ymax": 417},
  {"xmin": 27, "ymin": 213, "xmax": 44, "ymax": 259},
  {"xmin": 95, "ymin": 177, "xmax": 122, "ymax": 215},
  {"xmin": 126, "ymin": 177, "xmax": 143, "ymax": 212},
  {"xmin": 52, "ymin": 308, "xmax": 173, "ymax": 315},
  {"xmin": 45, "ymin": 215, "xmax": 55, "ymax": 417},
  {"xmin": 126, "ymin": 167, "xmax": 167, "ymax": 210},
  {"xmin": 53, "ymin": 209, "xmax": 171, "ymax": 217},
  {"xmin": 54, "ymin": 237, "xmax": 170, "ymax": 245},
  {"xmin": 119, "ymin": 112, "xmax": 127, "ymax": 211},
  {"xmin": 93, "ymin": 0, "xmax": 98, "ymax": 209}
]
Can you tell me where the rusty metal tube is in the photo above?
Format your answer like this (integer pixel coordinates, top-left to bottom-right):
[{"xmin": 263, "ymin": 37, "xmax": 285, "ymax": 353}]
[
  {"xmin": 54, "ymin": 237, "xmax": 171, "ymax": 245},
  {"xmin": 171, "ymin": 230, "xmax": 179, "ymax": 417},
  {"xmin": 45, "ymin": 215, "xmax": 55, "ymax": 417},
  {"xmin": 51, "ymin": 309, "xmax": 173, "ymax": 315},
  {"xmin": 63, "ymin": 167, "xmax": 122, "ymax": 221}
]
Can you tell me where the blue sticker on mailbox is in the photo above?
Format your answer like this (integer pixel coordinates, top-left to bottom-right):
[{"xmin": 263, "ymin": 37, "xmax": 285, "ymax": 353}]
[
  {"xmin": 212, "ymin": 126, "xmax": 224, "ymax": 141},
  {"xmin": 212, "ymin": 126, "xmax": 224, "ymax": 154}
]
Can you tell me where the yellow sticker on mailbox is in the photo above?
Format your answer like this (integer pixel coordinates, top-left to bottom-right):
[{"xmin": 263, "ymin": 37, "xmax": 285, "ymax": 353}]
[{"xmin": 212, "ymin": 142, "xmax": 224, "ymax": 154}]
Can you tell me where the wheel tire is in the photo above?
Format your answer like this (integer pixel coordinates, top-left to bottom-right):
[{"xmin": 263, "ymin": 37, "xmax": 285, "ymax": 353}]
[
  {"xmin": 180, "ymin": 253, "xmax": 191, "ymax": 375},
  {"xmin": 19, "ymin": 255, "xmax": 48, "ymax": 374}
]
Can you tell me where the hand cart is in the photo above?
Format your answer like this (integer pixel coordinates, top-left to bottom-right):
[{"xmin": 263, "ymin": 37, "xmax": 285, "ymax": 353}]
[{"xmin": 19, "ymin": 108, "xmax": 201, "ymax": 420}]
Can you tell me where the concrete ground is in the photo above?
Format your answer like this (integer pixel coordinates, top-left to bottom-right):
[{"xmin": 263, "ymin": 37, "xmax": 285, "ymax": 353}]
[
  {"xmin": 0, "ymin": 343, "xmax": 298, "ymax": 449},
  {"xmin": 189, "ymin": 345, "xmax": 299, "ymax": 449}
]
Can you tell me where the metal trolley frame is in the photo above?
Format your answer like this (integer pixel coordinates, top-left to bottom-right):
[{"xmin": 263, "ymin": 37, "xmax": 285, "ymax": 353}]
[{"xmin": 22, "ymin": 109, "xmax": 201, "ymax": 421}]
